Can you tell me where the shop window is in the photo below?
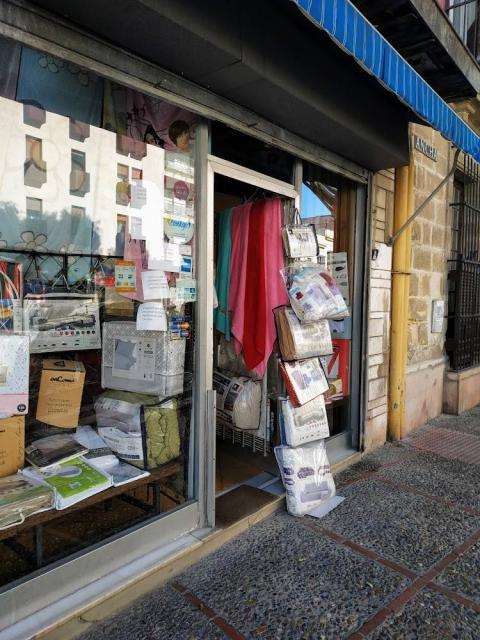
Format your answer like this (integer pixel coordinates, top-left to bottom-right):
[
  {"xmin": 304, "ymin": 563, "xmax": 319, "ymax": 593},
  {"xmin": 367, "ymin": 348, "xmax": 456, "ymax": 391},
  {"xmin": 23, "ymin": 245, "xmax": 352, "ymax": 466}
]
[
  {"xmin": 301, "ymin": 163, "xmax": 356, "ymax": 440},
  {"xmin": 0, "ymin": 36, "xmax": 197, "ymax": 590},
  {"xmin": 70, "ymin": 149, "xmax": 90, "ymax": 196},
  {"xmin": 24, "ymin": 135, "xmax": 47, "ymax": 188},
  {"xmin": 447, "ymin": 0, "xmax": 480, "ymax": 60}
]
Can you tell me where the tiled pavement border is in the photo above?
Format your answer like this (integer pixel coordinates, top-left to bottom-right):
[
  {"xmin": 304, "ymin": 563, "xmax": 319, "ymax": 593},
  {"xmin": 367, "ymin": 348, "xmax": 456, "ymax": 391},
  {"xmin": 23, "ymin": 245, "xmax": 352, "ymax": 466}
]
[
  {"xmin": 170, "ymin": 444, "xmax": 480, "ymax": 639},
  {"xmin": 337, "ymin": 450, "xmax": 422, "ymax": 488},
  {"xmin": 171, "ymin": 581, "xmax": 246, "ymax": 640}
]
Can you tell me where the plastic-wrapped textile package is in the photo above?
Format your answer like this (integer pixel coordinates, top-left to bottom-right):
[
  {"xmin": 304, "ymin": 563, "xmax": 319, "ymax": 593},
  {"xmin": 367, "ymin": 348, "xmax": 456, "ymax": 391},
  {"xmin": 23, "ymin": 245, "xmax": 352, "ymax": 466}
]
[
  {"xmin": 102, "ymin": 322, "xmax": 186, "ymax": 397},
  {"xmin": 275, "ymin": 441, "xmax": 336, "ymax": 516},
  {"xmin": 286, "ymin": 266, "xmax": 349, "ymax": 323},
  {"xmin": 278, "ymin": 357, "xmax": 329, "ymax": 406},
  {"xmin": 95, "ymin": 390, "xmax": 182, "ymax": 469},
  {"xmin": 280, "ymin": 395, "xmax": 329, "ymax": 447},
  {"xmin": 274, "ymin": 306, "xmax": 332, "ymax": 360},
  {"xmin": 0, "ymin": 474, "xmax": 54, "ymax": 529},
  {"xmin": 213, "ymin": 370, "xmax": 262, "ymax": 431}
]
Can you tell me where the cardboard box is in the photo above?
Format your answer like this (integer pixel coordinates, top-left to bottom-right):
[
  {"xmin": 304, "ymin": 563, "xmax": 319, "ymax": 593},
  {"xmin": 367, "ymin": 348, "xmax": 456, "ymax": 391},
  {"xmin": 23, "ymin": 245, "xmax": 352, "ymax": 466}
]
[
  {"xmin": 36, "ymin": 360, "xmax": 86, "ymax": 428},
  {"xmin": 0, "ymin": 416, "xmax": 24, "ymax": 477}
]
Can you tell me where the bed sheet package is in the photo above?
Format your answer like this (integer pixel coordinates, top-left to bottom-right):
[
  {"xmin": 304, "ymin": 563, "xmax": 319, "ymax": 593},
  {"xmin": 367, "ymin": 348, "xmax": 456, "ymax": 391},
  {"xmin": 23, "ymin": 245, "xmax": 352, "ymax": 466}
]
[
  {"xmin": 275, "ymin": 441, "xmax": 336, "ymax": 516},
  {"xmin": 286, "ymin": 266, "xmax": 349, "ymax": 323},
  {"xmin": 95, "ymin": 390, "xmax": 181, "ymax": 469},
  {"xmin": 280, "ymin": 395, "xmax": 329, "ymax": 447},
  {"xmin": 275, "ymin": 307, "xmax": 332, "ymax": 361},
  {"xmin": 102, "ymin": 322, "xmax": 185, "ymax": 397},
  {"xmin": 279, "ymin": 357, "xmax": 329, "ymax": 406},
  {"xmin": 213, "ymin": 371, "xmax": 262, "ymax": 431}
]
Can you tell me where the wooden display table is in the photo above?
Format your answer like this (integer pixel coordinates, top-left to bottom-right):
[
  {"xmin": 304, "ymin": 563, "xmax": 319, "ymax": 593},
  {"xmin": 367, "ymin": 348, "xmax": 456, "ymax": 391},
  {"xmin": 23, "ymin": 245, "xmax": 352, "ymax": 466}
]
[{"xmin": 0, "ymin": 461, "xmax": 181, "ymax": 568}]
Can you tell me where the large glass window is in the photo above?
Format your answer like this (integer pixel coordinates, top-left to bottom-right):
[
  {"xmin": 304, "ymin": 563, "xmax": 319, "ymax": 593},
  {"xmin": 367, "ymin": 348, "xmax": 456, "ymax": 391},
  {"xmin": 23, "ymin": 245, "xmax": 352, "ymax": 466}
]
[
  {"xmin": 0, "ymin": 36, "xmax": 197, "ymax": 588},
  {"xmin": 301, "ymin": 164, "xmax": 357, "ymax": 441}
]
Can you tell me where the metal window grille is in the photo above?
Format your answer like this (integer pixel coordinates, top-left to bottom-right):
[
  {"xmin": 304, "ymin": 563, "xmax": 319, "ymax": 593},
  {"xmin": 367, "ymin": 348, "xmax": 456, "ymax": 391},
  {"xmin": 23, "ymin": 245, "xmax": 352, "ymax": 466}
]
[
  {"xmin": 446, "ymin": 0, "xmax": 480, "ymax": 61},
  {"xmin": 446, "ymin": 155, "xmax": 480, "ymax": 370}
]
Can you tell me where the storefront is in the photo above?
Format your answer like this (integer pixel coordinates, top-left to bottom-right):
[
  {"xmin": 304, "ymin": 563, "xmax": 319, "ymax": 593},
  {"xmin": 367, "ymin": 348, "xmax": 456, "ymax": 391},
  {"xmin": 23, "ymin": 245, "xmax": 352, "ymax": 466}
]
[{"xmin": 0, "ymin": 0, "xmax": 423, "ymax": 634}]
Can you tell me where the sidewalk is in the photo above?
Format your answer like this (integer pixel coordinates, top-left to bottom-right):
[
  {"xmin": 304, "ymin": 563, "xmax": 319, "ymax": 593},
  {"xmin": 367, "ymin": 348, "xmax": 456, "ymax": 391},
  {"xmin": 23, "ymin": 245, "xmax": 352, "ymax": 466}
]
[{"xmin": 77, "ymin": 410, "xmax": 480, "ymax": 640}]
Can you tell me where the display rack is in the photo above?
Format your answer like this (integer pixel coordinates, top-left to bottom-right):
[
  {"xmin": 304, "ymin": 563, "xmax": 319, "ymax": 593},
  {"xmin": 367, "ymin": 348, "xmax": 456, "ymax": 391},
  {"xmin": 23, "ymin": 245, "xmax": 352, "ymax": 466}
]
[{"xmin": 215, "ymin": 374, "xmax": 271, "ymax": 456}]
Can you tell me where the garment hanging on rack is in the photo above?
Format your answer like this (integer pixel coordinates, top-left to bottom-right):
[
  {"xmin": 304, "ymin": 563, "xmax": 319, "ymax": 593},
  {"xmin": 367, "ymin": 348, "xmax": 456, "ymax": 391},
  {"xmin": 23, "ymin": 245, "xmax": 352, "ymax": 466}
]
[
  {"xmin": 229, "ymin": 202, "xmax": 252, "ymax": 353},
  {"xmin": 243, "ymin": 200, "xmax": 266, "ymax": 371},
  {"xmin": 242, "ymin": 197, "xmax": 288, "ymax": 376},
  {"xmin": 214, "ymin": 207, "xmax": 234, "ymax": 338}
]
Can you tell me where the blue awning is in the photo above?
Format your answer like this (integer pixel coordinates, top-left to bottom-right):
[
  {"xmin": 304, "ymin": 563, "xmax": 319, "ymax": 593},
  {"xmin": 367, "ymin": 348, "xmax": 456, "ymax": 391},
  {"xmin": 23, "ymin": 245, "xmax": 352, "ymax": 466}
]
[{"xmin": 294, "ymin": 0, "xmax": 480, "ymax": 162}]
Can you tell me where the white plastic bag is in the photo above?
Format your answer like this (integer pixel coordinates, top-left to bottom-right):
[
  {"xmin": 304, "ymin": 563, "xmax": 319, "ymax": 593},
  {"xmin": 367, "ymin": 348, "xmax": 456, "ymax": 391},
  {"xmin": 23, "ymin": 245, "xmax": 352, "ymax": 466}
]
[
  {"xmin": 286, "ymin": 266, "xmax": 349, "ymax": 323},
  {"xmin": 280, "ymin": 395, "xmax": 329, "ymax": 447},
  {"xmin": 275, "ymin": 441, "xmax": 336, "ymax": 516},
  {"xmin": 213, "ymin": 371, "xmax": 262, "ymax": 430}
]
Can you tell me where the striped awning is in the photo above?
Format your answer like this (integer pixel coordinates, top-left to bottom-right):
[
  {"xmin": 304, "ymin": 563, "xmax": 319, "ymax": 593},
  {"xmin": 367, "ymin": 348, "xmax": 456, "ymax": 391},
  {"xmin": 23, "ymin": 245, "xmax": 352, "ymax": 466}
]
[{"xmin": 293, "ymin": 0, "xmax": 480, "ymax": 162}]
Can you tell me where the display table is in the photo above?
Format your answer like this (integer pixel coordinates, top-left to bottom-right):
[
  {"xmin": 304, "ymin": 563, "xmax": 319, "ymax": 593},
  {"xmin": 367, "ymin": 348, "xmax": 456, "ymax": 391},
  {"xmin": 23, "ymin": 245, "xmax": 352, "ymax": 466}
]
[{"xmin": 0, "ymin": 461, "xmax": 181, "ymax": 568}]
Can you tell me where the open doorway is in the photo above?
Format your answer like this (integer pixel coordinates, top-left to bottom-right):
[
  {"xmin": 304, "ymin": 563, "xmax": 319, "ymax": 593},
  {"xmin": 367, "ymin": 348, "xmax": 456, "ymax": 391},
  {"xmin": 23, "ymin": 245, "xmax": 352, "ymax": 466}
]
[
  {"xmin": 210, "ymin": 163, "xmax": 299, "ymax": 526},
  {"xmin": 207, "ymin": 146, "xmax": 364, "ymax": 527}
]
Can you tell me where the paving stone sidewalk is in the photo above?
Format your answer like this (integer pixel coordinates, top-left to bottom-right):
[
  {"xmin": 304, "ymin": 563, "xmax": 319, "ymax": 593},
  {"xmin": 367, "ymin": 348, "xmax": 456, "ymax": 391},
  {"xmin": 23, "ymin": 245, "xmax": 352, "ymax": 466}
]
[{"xmin": 78, "ymin": 409, "xmax": 480, "ymax": 640}]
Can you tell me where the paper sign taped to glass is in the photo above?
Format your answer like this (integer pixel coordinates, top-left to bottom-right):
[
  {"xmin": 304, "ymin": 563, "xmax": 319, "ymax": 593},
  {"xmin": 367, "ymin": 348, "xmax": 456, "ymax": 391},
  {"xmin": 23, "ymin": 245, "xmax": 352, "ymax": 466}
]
[
  {"xmin": 24, "ymin": 294, "xmax": 101, "ymax": 353},
  {"xmin": 102, "ymin": 321, "xmax": 185, "ymax": 397},
  {"xmin": 0, "ymin": 335, "xmax": 29, "ymax": 418},
  {"xmin": 164, "ymin": 214, "xmax": 194, "ymax": 243}
]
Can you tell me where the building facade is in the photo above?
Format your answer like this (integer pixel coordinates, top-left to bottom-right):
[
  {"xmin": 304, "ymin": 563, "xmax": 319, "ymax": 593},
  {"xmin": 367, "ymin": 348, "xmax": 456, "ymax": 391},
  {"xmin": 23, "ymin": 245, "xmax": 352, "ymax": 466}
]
[{"xmin": 0, "ymin": 1, "xmax": 479, "ymax": 637}]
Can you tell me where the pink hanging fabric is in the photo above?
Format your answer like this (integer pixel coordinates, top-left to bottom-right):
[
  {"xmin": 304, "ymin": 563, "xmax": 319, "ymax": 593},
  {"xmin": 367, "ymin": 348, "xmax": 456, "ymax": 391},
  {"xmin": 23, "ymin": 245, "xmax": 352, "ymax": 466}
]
[
  {"xmin": 229, "ymin": 202, "xmax": 252, "ymax": 354},
  {"xmin": 251, "ymin": 197, "xmax": 289, "ymax": 376},
  {"xmin": 243, "ymin": 201, "xmax": 267, "ymax": 371}
]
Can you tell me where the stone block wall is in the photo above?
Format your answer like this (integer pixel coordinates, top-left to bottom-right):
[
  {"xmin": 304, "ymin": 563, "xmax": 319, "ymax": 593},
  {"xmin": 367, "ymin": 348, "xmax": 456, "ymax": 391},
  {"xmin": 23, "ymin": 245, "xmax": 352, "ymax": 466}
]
[
  {"xmin": 364, "ymin": 170, "xmax": 394, "ymax": 451},
  {"xmin": 408, "ymin": 124, "xmax": 452, "ymax": 367},
  {"xmin": 404, "ymin": 124, "xmax": 452, "ymax": 433}
]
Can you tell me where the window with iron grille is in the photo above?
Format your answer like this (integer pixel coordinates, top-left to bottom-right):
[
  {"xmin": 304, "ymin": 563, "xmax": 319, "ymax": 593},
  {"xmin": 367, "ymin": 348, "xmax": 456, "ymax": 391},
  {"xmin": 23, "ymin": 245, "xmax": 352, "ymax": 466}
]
[
  {"xmin": 442, "ymin": 0, "xmax": 480, "ymax": 61},
  {"xmin": 446, "ymin": 156, "xmax": 480, "ymax": 370}
]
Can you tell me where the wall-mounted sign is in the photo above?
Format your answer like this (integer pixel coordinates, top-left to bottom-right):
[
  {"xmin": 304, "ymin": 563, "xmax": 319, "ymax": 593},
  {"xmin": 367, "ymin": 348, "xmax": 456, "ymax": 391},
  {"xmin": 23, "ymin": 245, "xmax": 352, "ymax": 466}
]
[
  {"xmin": 431, "ymin": 299, "xmax": 445, "ymax": 333},
  {"xmin": 413, "ymin": 135, "xmax": 437, "ymax": 162}
]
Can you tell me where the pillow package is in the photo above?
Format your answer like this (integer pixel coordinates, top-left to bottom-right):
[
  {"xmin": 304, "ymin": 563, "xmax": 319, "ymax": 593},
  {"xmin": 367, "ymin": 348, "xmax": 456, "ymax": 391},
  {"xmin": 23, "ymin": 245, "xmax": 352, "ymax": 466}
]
[
  {"xmin": 213, "ymin": 371, "xmax": 262, "ymax": 431},
  {"xmin": 275, "ymin": 441, "xmax": 336, "ymax": 516},
  {"xmin": 280, "ymin": 395, "xmax": 329, "ymax": 447},
  {"xmin": 94, "ymin": 390, "xmax": 181, "ymax": 469},
  {"xmin": 286, "ymin": 266, "xmax": 348, "ymax": 323}
]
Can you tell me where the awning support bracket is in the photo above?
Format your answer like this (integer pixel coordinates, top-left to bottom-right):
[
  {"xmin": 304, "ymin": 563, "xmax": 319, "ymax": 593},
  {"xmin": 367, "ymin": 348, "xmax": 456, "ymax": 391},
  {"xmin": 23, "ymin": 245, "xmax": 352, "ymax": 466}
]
[{"xmin": 387, "ymin": 147, "xmax": 460, "ymax": 247}]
